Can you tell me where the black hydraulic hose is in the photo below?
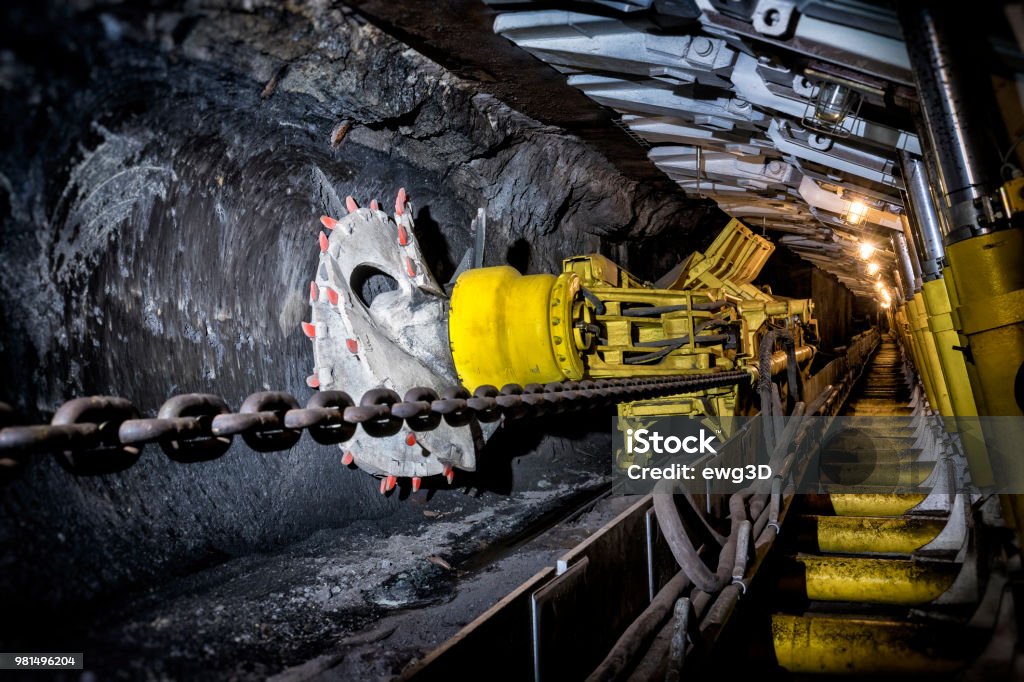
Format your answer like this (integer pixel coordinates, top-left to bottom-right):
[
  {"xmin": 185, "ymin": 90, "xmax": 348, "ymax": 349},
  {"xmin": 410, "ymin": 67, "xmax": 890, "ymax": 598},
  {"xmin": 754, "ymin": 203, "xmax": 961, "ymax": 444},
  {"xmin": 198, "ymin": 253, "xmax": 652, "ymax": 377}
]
[
  {"xmin": 623, "ymin": 335, "xmax": 731, "ymax": 364},
  {"xmin": 625, "ymin": 317, "xmax": 733, "ymax": 364},
  {"xmin": 634, "ymin": 336, "xmax": 693, "ymax": 349},
  {"xmin": 786, "ymin": 345, "xmax": 801, "ymax": 403},
  {"xmin": 653, "ymin": 491, "xmax": 723, "ymax": 593},
  {"xmin": 624, "ymin": 347, "xmax": 677, "ymax": 365},
  {"xmin": 579, "ymin": 286, "xmax": 606, "ymax": 315},
  {"xmin": 651, "ymin": 383, "xmax": 837, "ymax": 651},
  {"xmin": 589, "ymin": 486, "xmax": 754, "ymax": 682},
  {"xmin": 648, "ymin": 372, "xmax": 841, "ymax": 661},
  {"xmin": 679, "ymin": 491, "xmax": 727, "ymax": 547},
  {"xmin": 757, "ymin": 328, "xmax": 804, "ymax": 449},
  {"xmin": 632, "ymin": 319, "xmax": 734, "ymax": 348},
  {"xmin": 586, "ymin": 570, "xmax": 693, "ymax": 682},
  {"xmin": 619, "ymin": 300, "xmax": 729, "ymax": 317},
  {"xmin": 757, "ymin": 329, "xmax": 795, "ymax": 395},
  {"xmin": 654, "ymin": 487, "xmax": 750, "ymax": 594},
  {"xmin": 759, "ymin": 330, "xmax": 782, "ymax": 452}
]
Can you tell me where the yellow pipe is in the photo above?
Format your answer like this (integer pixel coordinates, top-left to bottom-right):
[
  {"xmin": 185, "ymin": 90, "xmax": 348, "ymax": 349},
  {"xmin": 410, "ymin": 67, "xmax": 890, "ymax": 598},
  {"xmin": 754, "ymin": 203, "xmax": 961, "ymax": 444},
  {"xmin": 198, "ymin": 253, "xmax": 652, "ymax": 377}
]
[
  {"xmin": 896, "ymin": 305, "xmax": 917, "ymax": 386},
  {"xmin": 909, "ymin": 294, "xmax": 954, "ymax": 416},
  {"xmin": 821, "ymin": 460, "xmax": 934, "ymax": 487},
  {"xmin": 904, "ymin": 297, "xmax": 935, "ymax": 410},
  {"xmin": 828, "ymin": 493, "xmax": 927, "ymax": 517},
  {"xmin": 808, "ymin": 515, "xmax": 945, "ymax": 554},
  {"xmin": 820, "ymin": 433, "xmax": 921, "ymax": 461},
  {"xmin": 922, "ymin": 278, "xmax": 978, "ymax": 420},
  {"xmin": 766, "ymin": 345, "xmax": 814, "ymax": 376},
  {"xmin": 797, "ymin": 555, "xmax": 958, "ymax": 605},
  {"xmin": 894, "ymin": 305, "xmax": 911, "ymax": 351},
  {"xmin": 772, "ymin": 614, "xmax": 969, "ymax": 674},
  {"xmin": 944, "ymin": 263, "xmax": 1019, "ymax": 528}
]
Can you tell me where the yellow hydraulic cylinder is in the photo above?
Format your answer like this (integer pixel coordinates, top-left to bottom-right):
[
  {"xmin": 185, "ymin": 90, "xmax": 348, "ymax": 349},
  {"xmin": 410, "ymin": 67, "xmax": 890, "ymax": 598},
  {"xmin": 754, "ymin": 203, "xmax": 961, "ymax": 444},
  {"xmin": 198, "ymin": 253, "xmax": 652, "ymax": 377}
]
[
  {"xmin": 903, "ymin": 298, "xmax": 933, "ymax": 409},
  {"xmin": 909, "ymin": 293, "xmax": 954, "ymax": 417},
  {"xmin": 448, "ymin": 266, "xmax": 581, "ymax": 390},
  {"xmin": 772, "ymin": 614, "xmax": 969, "ymax": 675},
  {"xmin": 796, "ymin": 555, "xmax": 958, "ymax": 605},
  {"xmin": 805, "ymin": 515, "xmax": 945, "ymax": 555},
  {"xmin": 893, "ymin": 305, "xmax": 910, "ymax": 350},
  {"xmin": 893, "ymin": 304, "xmax": 916, "ymax": 385},
  {"xmin": 921, "ymin": 278, "xmax": 994, "ymax": 486},
  {"xmin": 922, "ymin": 278, "xmax": 977, "ymax": 419}
]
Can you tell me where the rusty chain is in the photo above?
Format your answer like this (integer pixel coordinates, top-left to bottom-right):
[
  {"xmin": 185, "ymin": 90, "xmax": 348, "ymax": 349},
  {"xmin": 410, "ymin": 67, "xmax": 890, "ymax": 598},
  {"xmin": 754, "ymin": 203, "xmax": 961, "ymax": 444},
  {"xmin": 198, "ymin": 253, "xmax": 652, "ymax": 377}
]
[{"xmin": 0, "ymin": 372, "xmax": 751, "ymax": 478}]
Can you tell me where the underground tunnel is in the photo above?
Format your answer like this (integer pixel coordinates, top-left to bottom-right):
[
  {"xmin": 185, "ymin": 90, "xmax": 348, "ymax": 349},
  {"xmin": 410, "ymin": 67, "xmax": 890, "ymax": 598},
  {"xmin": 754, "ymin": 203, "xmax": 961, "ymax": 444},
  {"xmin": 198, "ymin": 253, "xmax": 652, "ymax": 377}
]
[{"xmin": 2, "ymin": 1, "xmax": 1024, "ymax": 680}]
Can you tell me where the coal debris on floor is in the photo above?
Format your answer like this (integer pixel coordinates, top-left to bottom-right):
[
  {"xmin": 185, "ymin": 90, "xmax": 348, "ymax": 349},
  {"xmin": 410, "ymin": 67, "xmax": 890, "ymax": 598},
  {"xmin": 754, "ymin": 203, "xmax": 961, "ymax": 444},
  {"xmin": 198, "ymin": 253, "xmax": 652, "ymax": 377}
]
[{"xmin": 12, "ymin": 475, "xmax": 627, "ymax": 681}]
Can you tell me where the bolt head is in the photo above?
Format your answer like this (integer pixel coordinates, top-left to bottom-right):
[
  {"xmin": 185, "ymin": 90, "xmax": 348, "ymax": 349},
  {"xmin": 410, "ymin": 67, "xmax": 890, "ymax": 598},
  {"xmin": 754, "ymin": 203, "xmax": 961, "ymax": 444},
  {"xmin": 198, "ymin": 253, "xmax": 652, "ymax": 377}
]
[{"xmin": 692, "ymin": 37, "xmax": 713, "ymax": 57}]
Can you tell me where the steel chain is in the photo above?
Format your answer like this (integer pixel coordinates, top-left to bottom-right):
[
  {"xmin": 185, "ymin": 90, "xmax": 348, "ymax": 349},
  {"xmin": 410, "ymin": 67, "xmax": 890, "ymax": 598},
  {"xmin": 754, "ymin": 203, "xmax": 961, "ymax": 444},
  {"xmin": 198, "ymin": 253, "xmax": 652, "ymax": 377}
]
[{"xmin": 0, "ymin": 371, "xmax": 751, "ymax": 477}]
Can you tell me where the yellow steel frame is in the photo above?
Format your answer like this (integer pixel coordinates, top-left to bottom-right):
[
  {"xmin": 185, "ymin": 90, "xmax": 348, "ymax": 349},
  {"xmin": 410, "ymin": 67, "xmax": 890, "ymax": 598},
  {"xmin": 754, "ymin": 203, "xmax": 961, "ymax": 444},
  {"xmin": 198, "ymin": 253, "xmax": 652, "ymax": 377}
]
[{"xmin": 448, "ymin": 219, "xmax": 816, "ymax": 433}]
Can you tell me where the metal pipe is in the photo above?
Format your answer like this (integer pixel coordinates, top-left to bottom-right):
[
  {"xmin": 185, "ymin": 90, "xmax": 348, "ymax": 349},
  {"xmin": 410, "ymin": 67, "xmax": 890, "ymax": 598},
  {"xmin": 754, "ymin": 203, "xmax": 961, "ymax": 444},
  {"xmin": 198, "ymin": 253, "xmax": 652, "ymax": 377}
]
[
  {"xmin": 762, "ymin": 346, "xmax": 813, "ymax": 377},
  {"xmin": 889, "ymin": 267, "xmax": 904, "ymax": 305},
  {"xmin": 898, "ymin": 3, "xmax": 1006, "ymax": 241},
  {"xmin": 920, "ymin": 143, "xmax": 954, "ymax": 233},
  {"xmin": 899, "ymin": 194, "xmax": 929, "ymax": 282},
  {"xmin": 899, "ymin": 152, "xmax": 946, "ymax": 278},
  {"xmin": 891, "ymin": 231, "xmax": 918, "ymax": 301},
  {"xmin": 899, "ymin": 213, "xmax": 923, "ymax": 292}
]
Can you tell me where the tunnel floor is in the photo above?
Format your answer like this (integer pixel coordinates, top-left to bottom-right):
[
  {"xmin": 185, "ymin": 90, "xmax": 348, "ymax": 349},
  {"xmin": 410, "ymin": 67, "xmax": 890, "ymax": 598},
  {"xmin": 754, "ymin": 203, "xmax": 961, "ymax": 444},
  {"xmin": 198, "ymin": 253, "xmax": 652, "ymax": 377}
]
[{"xmin": 14, "ymin": 468, "xmax": 628, "ymax": 681}]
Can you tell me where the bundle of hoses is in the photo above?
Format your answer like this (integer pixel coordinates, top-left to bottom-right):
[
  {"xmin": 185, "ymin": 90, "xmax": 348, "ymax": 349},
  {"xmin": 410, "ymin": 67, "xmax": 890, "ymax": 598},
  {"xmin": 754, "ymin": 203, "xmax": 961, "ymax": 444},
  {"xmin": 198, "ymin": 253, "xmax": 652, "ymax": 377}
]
[
  {"xmin": 586, "ymin": 382, "xmax": 836, "ymax": 682},
  {"xmin": 758, "ymin": 328, "xmax": 801, "ymax": 455}
]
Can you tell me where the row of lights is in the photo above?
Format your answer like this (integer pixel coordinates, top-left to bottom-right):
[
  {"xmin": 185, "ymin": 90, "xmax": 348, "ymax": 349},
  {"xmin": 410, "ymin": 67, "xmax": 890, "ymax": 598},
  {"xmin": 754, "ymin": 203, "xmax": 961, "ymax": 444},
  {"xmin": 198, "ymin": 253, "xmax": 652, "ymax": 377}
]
[
  {"xmin": 876, "ymin": 280, "xmax": 892, "ymax": 309},
  {"xmin": 845, "ymin": 191, "xmax": 894, "ymax": 310},
  {"xmin": 856, "ymin": 240, "xmax": 891, "ymax": 308}
]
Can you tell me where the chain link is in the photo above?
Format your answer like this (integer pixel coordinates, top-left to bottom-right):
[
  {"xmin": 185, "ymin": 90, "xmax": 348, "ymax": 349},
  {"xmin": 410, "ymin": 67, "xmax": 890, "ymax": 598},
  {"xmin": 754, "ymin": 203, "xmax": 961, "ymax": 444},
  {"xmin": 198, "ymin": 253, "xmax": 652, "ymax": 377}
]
[{"xmin": 0, "ymin": 372, "xmax": 751, "ymax": 477}]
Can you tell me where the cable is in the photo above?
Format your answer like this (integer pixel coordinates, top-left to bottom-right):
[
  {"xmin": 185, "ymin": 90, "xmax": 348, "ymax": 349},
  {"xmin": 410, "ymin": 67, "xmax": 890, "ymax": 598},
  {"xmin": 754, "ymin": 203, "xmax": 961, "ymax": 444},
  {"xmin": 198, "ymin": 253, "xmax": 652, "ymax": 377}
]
[
  {"xmin": 634, "ymin": 336, "xmax": 691, "ymax": 348},
  {"xmin": 579, "ymin": 286, "xmax": 606, "ymax": 315},
  {"xmin": 619, "ymin": 300, "xmax": 728, "ymax": 317},
  {"xmin": 623, "ymin": 334, "xmax": 731, "ymax": 364},
  {"xmin": 631, "ymin": 318, "xmax": 734, "ymax": 348}
]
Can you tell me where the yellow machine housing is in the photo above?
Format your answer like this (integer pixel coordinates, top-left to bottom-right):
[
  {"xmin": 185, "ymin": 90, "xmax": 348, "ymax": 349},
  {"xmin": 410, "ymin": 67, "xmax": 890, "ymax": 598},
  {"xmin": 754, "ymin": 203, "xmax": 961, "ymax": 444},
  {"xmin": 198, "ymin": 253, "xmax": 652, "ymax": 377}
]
[{"xmin": 448, "ymin": 219, "xmax": 818, "ymax": 425}]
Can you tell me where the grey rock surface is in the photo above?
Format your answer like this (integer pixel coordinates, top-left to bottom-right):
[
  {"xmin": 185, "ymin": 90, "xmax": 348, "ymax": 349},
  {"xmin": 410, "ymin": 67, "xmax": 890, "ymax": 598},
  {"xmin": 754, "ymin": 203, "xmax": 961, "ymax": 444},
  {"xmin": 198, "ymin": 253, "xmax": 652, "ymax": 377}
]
[{"xmin": 0, "ymin": 0, "xmax": 707, "ymax": 663}]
